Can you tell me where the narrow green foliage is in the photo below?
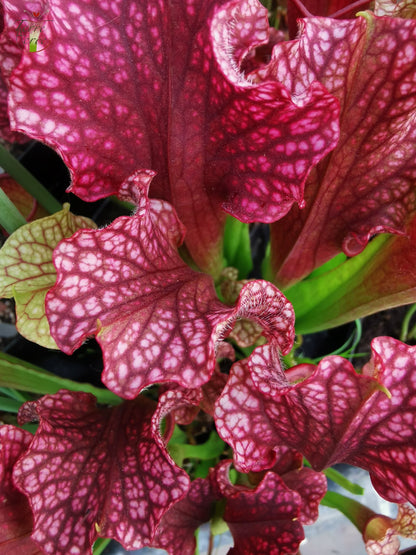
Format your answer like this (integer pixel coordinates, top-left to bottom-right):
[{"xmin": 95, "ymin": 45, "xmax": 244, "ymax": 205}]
[
  {"xmin": 0, "ymin": 395, "xmax": 23, "ymax": 413},
  {"xmin": 223, "ymin": 216, "xmax": 252, "ymax": 278},
  {"xmin": 0, "ymin": 187, "xmax": 27, "ymax": 233},
  {"xmin": 284, "ymin": 235, "xmax": 391, "ymax": 334},
  {"xmin": 0, "ymin": 144, "xmax": 62, "ymax": 214},
  {"xmin": 92, "ymin": 538, "xmax": 111, "ymax": 555},
  {"xmin": 324, "ymin": 467, "xmax": 364, "ymax": 496},
  {"xmin": 0, "ymin": 352, "xmax": 122, "ymax": 405},
  {"xmin": 0, "ymin": 386, "xmax": 28, "ymax": 401},
  {"xmin": 400, "ymin": 304, "xmax": 416, "ymax": 342},
  {"xmin": 312, "ymin": 320, "xmax": 364, "ymax": 364},
  {"xmin": 194, "ymin": 529, "xmax": 200, "ymax": 555},
  {"xmin": 211, "ymin": 499, "xmax": 228, "ymax": 536},
  {"xmin": 321, "ymin": 491, "xmax": 374, "ymax": 533},
  {"xmin": 304, "ymin": 459, "xmax": 364, "ymax": 495}
]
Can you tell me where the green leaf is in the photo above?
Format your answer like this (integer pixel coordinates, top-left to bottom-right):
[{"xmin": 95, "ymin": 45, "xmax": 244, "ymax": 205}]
[
  {"xmin": 168, "ymin": 424, "xmax": 188, "ymax": 445},
  {"xmin": 193, "ymin": 458, "xmax": 217, "ymax": 479},
  {"xmin": 0, "ymin": 204, "xmax": 96, "ymax": 348},
  {"xmin": 176, "ymin": 431, "xmax": 225, "ymax": 460},
  {"xmin": 223, "ymin": 216, "xmax": 252, "ymax": 278},
  {"xmin": 0, "ymin": 351, "xmax": 121, "ymax": 405},
  {"xmin": 169, "ymin": 431, "xmax": 225, "ymax": 468},
  {"xmin": 303, "ymin": 252, "xmax": 347, "ymax": 279},
  {"xmin": 261, "ymin": 241, "xmax": 272, "ymax": 282}
]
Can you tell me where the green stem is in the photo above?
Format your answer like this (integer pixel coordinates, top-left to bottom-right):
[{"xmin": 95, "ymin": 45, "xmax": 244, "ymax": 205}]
[
  {"xmin": 303, "ymin": 459, "xmax": 364, "ymax": 495},
  {"xmin": 400, "ymin": 304, "xmax": 416, "ymax": 342},
  {"xmin": 351, "ymin": 319, "xmax": 363, "ymax": 353},
  {"xmin": 195, "ymin": 528, "xmax": 200, "ymax": 555},
  {"xmin": 0, "ymin": 144, "xmax": 62, "ymax": 214},
  {"xmin": 92, "ymin": 538, "xmax": 111, "ymax": 555},
  {"xmin": 407, "ymin": 322, "xmax": 416, "ymax": 342},
  {"xmin": 0, "ymin": 187, "xmax": 27, "ymax": 232},
  {"xmin": 321, "ymin": 491, "xmax": 374, "ymax": 533},
  {"xmin": 324, "ymin": 467, "xmax": 364, "ymax": 495}
]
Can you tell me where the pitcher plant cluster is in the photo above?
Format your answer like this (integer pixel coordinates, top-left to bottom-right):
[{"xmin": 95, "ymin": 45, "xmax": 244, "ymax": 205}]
[{"xmin": 1, "ymin": 0, "xmax": 416, "ymax": 553}]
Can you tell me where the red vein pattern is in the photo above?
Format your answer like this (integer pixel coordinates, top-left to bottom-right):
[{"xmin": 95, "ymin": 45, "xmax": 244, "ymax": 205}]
[
  {"xmin": 365, "ymin": 527, "xmax": 400, "ymax": 555},
  {"xmin": 13, "ymin": 390, "xmax": 190, "ymax": 555},
  {"xmin": 0, "ymin": 0, "xmax": 339, "ymax": 274},
  {"xmin": 158, "ymin": 365, "xmax": 229, "ymax": 426},
  {"xmin": 153, "ymin": 455, "xmax": 325, "ymax": 555},
  {"xmin": 393, "ymin": 504, "xmax": 416, "ymax": 539},
  {"xmin": 281, "ymin": 466, "xmax": 327, "ymax": 525},
  {"xmin": 220, "ymin": 275, "xmax": 264, "ymax": 347},
  {"xmin": 151, "ymin": 478, "xmax": 216, "ymax": 554},
  {"xmin": 0, "ymin": 2, "xmax": 30, "ymax": 143},
  {"xmin": 375, "ymin": 0, "xmax": 416, "ymax": 18},
  {"xmin": 46, "ymin": 174, "xmax": 295, "ymax": 398},
  {"xmin": 0, "ymin": 425, "xmax": 41, "ymax": 554},
  {"xmin": 212, "ymin": 460, "xmax": 305, "ymax": 555},
  {"xmin": 215, "ymin": 338, "xmax": 416, "ymax": 507},
  {"xmin": 363, "ymin": 504, "xmax": 416, "ymax": 555},
  {"xmin": 268, "ymin": 13, "xmax": 416, "ymax": 287},
  {"xmin": 0, "ymin": 73, "xmax": 27, "ymax": 143},
  {"xmin": 286, "ymin": 0, "xmax": 372, "ymax": 38}
]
